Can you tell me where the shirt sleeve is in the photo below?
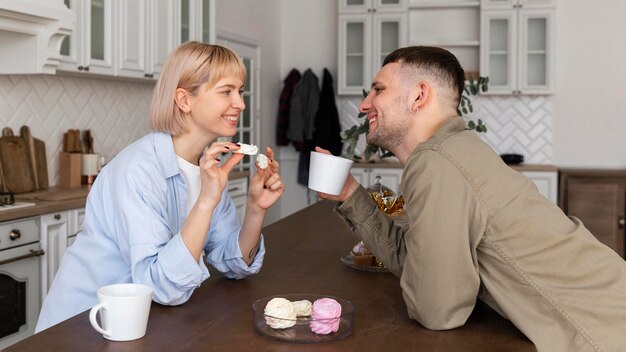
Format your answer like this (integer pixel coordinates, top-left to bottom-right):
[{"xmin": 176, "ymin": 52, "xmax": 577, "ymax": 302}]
[
  {"xmin": 203, "ymin": 193, "xmax": 265, "ymax": 279},
  {"xmin": 399, "ymin": 150, "xmax": 485, "ymax": 330},
  {"xmin": 334, "ymin": 185, "xmax": 407, "ymax": 277},
  {"xmin": 112, "ymin": 172, "xmax": 206, "ymax": 306}
]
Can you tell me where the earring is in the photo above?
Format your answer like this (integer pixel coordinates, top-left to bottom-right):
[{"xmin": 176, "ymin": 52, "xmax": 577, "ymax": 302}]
[{"xmin": 411, "ymin": 106, "xmax": 418, "ymax": 114}]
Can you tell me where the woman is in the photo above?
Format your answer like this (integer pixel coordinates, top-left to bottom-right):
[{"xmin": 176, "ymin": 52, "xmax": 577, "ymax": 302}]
[{"xmin": 36, "ymin": 42, "xmax": 285, "ymax": 331}]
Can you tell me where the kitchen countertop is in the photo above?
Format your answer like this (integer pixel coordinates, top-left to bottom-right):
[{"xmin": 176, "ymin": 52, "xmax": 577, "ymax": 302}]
[
  {"xmin": 0, "ymin": 171, "xmax": 250, "ymax": 223},
  {"xmin": 5, "ymin": 200, "xmax": 534, "ymax": 352},
  {"xmin": 353, "ymin": 161, "xmax": 558, "ymax": 172}
]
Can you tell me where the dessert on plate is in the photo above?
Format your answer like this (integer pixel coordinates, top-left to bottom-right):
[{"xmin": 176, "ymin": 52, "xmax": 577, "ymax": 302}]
[
  {"xmin": 351, "ymin": 241, "xmax": 376, "ymax": 267},
  {"xmin": 264, "ymin": 297, "xmax": 297, "ymax": 329},
  {"xmin": 309, "ymin": 298, "xmax": 342, "ymax": 335}
]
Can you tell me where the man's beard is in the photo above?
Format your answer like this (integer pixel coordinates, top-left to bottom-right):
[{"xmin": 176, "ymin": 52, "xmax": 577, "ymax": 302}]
[{"xmin": 366, "ymin": 97, "xmax": 410, "ymax": 152}]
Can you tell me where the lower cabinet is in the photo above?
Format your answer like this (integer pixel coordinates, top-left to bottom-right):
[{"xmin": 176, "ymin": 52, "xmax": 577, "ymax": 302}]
[
  {"xmin": 228, "ymin": 177, "xmax": 248, "ymax": 223},
  {"xmin": 521, "ymin": 171, "xmax": 558, "ymax": 203},
  {"xmin": 559, "ymin": 169, "xmax": 626, "ymax": 258},
  {"xmin": 351, "ymin": 167, "xmax": 403, "ymax": 194},
  {"xmin": 40, "ymin": 207, "xmax": 85, "ymax": 299}
]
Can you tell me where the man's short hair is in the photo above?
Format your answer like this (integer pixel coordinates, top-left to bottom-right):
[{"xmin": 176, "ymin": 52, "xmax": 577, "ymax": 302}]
[{"xmin": 383, "ymin": 46, "xmax": 465, "ymax": 107}]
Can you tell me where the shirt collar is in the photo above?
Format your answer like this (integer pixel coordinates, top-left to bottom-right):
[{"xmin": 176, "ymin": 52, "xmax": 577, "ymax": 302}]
[{"xmin": 153, "ymin": 132, "xmax": 180, "ymax": 178}]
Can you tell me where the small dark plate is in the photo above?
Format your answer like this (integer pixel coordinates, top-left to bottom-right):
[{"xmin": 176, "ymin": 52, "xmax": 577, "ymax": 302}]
[{"xmin": 340, "ymin": 254, "xmax": 389, "ymax": 273}]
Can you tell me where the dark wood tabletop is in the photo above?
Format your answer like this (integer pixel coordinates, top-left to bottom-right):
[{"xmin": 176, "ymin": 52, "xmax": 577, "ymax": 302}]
[{"xmin": 5, "ymin": 200, "xmax": 535, "ymax": 352}]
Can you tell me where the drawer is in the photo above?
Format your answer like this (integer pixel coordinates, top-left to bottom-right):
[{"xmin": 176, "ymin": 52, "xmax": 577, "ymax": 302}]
[{"xmin": 0, "ymin": 216, "xmax": 39, "ymax": 250}]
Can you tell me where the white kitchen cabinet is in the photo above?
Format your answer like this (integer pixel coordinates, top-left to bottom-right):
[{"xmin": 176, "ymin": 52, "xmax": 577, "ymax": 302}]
[
  {"xmin": 59, "ymin": 0, "xmax": 214, "ymax": 79},
  {"xmin": 59, "ymin": 0, "xmax": 115, "ymax": 75},
  {"xmin": 67, "ymin": 207, "xmax": 86, "ymax": 247},
  {"xmin": 480, "ymin": 1, "xmax": 555, "ymax": 95},
  {"xmin": 407, "ymin": 0, "xmax": 480, "ymax": 74},
  {"xmin": 338, "ymin": 1, "xmax": 407, "ymax": 95},
  {"xmin": 351, "ymin": 167, "xmax": 403, "ymax": 194},
  {"xmin": 228, "ymin": 178, "xmax": 248, "ymax": 223},
  {"xmin": 40, "ymin": 211, "xmax": 69, "ymax": 299},
  {"xmin": 481, "ymin": 0, "xmax": 553, "ymax": 10},
  {"xmin": 522, "ymin": 171, "xmax": 557, "ymax": 203},
  {"xmin": 340, "ymin": 0, "xmax": 407, "ymax": 13}
]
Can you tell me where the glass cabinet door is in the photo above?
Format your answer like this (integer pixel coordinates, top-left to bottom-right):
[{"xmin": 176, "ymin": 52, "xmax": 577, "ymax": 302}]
[
  {"xmin": 85, "ymin": 0, "xmax": 114, "ymax": 74},
  {"xmin": 519, "ymin": 10, "xmax": 553, "ymax": 93},
  {"xmin": 480, "ymin": 11, "xmax": 517, "ymax": 94},
  {"xmin": 340, "ymin": 0, "xmax": 371, "ymax": 13},
  {"xmin": 372, "ymin": 13, "xmax": 406, "ymax": 73},
  {"xmin": 180, "ymin": 0, "xmax": 190, "ymax": 43},
  {"xmin": 338, "ymin": 14, "xmax": 372, "ymax": 95},
  {"xmin": 373, "ymin": 0, "xmax": 406, "ymax": 12}
]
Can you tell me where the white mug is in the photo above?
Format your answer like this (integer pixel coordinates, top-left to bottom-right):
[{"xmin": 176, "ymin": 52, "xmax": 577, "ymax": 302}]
[
  {"xmin": 308, "ymin": 151, "xmax": 354, "ymax": 195},
  {"xmin": 81, "ymin": 153, "xmax": 102, "ymax": 176},
  {"xmin": 89, "ymin": 283, "xmax": 153, "ymax": 341}
]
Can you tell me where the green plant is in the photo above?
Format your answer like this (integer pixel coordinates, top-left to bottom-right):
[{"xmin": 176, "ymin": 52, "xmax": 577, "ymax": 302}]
[
  {"xmin": 341, "ymin": 76, "xmax": 489, "ymax": 161},
  {"xmin": 458, "ymin": 75, "xmax": 489, "ymax": 133}
]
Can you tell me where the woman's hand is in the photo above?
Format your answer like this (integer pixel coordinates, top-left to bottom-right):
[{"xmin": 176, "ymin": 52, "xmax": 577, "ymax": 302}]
[
  {"xmin": 197, "ymin": 141, "xmax": 243, "ymax": 210},
  {"xmin": 248, "ymin": 146, "xmax": 285, "ymax": 213}
]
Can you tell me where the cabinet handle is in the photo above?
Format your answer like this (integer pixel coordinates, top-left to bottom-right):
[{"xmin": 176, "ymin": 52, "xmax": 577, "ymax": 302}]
[
  {"xmin": 0, "ymin": 249, "xmax": 45, "ymax": 265},
  {"xmin": 54, "ymin": 214, "xmax": 61, "ymax": 220},
  {"xmin": 9, "ymin": 229, "xmax": 21, "ymax": 241},
  {"xmin": 84, "ymin": 66, "xmax": 90, "ymax": 72},
  {"xmin": 619, "ymin": 216, "xmax": 625, "ymax": 229},
  {"xmin": 228, "ymin": 187, "xmax": 240, "ymax": 193},
  {"xmin": 78, "ymin": 66, "xmax": 84, "ymax": 71}
]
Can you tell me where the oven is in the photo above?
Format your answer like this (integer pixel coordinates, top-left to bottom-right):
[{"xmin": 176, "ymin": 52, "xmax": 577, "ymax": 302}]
[{"xmin": 0, "ymin": 216, "xmax": 43, "ymax": 350}]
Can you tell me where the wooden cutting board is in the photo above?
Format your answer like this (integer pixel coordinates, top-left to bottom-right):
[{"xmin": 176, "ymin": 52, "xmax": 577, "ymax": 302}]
[
  {"xmin": 0, "ymin": 128, "xmax": 35, "ymax": 193},
  {"xmin": 20, "ymin": 126, "xmax": 48, "ymax": 190}
]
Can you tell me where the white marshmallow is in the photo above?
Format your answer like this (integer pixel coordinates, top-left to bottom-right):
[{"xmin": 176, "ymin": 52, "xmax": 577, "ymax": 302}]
[
  {"xmin": 256, "ymin": 154, "xmax": 269, "ymax": 169},
  {"xmin": 233, "ymin": 143, "xmax": 258, "ymax": 155}
]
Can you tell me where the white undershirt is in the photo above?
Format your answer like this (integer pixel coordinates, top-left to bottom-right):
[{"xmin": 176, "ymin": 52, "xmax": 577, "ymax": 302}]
[{"xmin": 176, "ymin": 155, "xmax": 201, "ymax": 215}]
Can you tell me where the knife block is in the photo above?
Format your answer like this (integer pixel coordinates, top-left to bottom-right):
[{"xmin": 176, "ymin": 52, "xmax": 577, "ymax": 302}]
[{"xmin": 59, "ymin": 152, "xmax": 82, "ymax": 188}]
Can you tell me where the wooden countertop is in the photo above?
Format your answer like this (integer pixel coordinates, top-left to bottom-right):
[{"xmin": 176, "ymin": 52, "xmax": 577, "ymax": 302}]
[
  {"xmin": 353, "ymin": 161, "xmax": 557, "ymax": 172},
  {"xmin": 6, "ymin": 201, "xmax": 534, "ymax": 352},
  {"xmin": 0, "ymin": 172, "xmax": 250, "ymax": 223}
]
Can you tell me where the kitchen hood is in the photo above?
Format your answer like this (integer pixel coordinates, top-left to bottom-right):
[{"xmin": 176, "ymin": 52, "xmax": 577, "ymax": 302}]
[{"xmin": 0, "ymin": 0, "xmax": 75, "ymax": 74}]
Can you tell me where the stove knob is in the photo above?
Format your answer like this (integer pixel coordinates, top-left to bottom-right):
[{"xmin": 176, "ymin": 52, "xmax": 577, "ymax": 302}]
[{"xmin": 9, "ymin": 229, "xmax": 21, "ymax": 240}]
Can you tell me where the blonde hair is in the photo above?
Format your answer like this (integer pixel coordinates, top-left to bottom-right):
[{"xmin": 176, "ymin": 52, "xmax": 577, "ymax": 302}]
[{"xmin": 149, "ymin": 41, "xmax": 247, "ymax": 135}]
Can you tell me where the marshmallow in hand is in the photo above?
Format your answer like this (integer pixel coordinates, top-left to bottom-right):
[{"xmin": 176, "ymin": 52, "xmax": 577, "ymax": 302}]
[
  {"xmin": 233, "ymin": 143, "xmax": 258, "ymax": 155},
  {"xmin": 256, "ymin": 154, "xmax": 269, "ymax": 169}
]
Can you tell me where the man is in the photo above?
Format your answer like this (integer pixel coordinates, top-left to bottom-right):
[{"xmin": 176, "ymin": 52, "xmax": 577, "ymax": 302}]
[{"xmin": 317, "ymin": 46, "xmax": 626, "ymax": 352}]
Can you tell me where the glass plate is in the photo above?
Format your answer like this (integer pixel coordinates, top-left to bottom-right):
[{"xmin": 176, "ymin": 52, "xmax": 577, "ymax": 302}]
[
  {"xmin": 252, "ymin": 293, "xmax": 355, "ymax": 344},
  {"xmin": 340, "ymin": 254, "xmax": 390, "ymax": 273}
]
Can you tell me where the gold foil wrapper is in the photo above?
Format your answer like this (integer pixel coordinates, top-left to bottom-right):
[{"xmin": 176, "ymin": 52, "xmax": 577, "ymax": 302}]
[{"xmin": 371, "ymin": 191, "xmax": 404, "ymax": 216}]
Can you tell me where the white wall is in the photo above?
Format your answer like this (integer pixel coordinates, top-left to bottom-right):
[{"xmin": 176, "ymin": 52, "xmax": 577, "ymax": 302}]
[
  {"xmin": 553, "ymin": 0, "xmax": 626, "ymax": 168},
  {"xmin": 215, "ymin": 0, "xmax": 284, "ymax": 224},
  {"xmin": 278, "ymin": 0, "xmax": 338, "ymax": 218}
]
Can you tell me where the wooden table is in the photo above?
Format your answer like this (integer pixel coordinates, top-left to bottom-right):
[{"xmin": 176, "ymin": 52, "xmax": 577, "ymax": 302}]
[{"xmin": 6, "ymin": 201, "xmax": 535, "ymax": 352}]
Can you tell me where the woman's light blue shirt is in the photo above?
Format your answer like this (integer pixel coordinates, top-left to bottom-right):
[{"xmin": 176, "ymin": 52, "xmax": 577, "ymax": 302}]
[{"xmin": 35, "ymin": 132, "xmax": 264, "ymax": 332}]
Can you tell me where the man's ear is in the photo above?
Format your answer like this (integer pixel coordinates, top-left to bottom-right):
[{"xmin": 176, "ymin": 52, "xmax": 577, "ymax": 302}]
[
  {"xmin": 410, "ymin": 81, "xmax": 429, "ymax": 113},
  {"xmin": 175, "ymin": 88, "xmax": 191, "ymax": 113}
]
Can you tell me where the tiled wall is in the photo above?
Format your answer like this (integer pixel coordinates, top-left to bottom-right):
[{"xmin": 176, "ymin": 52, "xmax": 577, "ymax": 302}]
[
  {"xmin": 339, "ymin": 95, "xmax": 553, "ymax": 164},
  {"xmin": 0, "ymin": 74, "xmax": 154, "ymax": 187}
]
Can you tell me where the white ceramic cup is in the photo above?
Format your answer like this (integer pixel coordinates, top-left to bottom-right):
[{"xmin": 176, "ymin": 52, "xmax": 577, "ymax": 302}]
[
  {"xmin": 308, "ymin": 151, "xmax": 354, "ymax": 195},
  {"xmin": 89, "ymin": 283, "xmax": 153, "ymax": 341},
  {"xmin": 81, "ymin": 153, "xmax": 102, "ymax": 176}
]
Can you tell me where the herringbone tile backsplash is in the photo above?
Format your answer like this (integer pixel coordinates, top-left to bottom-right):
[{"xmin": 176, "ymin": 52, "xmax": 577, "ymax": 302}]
[
  {"xmin": 0, "ymin": 74, "xmax": 153, "ymax": 187},
  {"xmin": 339, "ymin": 95, "xmax": 553, "ymax": 164}
]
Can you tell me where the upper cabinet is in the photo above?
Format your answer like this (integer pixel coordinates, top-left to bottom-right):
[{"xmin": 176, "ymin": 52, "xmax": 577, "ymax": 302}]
[
  {"xmin": 58, "ymin": 0, "xmax": 214, "ymax": 80},
  {"xmin": 338, "ymin": 0, "xmax": 408, "ymax": 95},
  {"xmin": 0, "ymin": 0, "xmax": 75, "ymax": 74},
  {"xmin": 59, "ymin": 0, "xmax": 115, "ymax": 76},
  {"xmin": 407, "ymin": 0, "xmax": 481, "ymax": 76},
  {"xmin": 480, "ymin": 0, "xmax": 555, "ymax": 94}
]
